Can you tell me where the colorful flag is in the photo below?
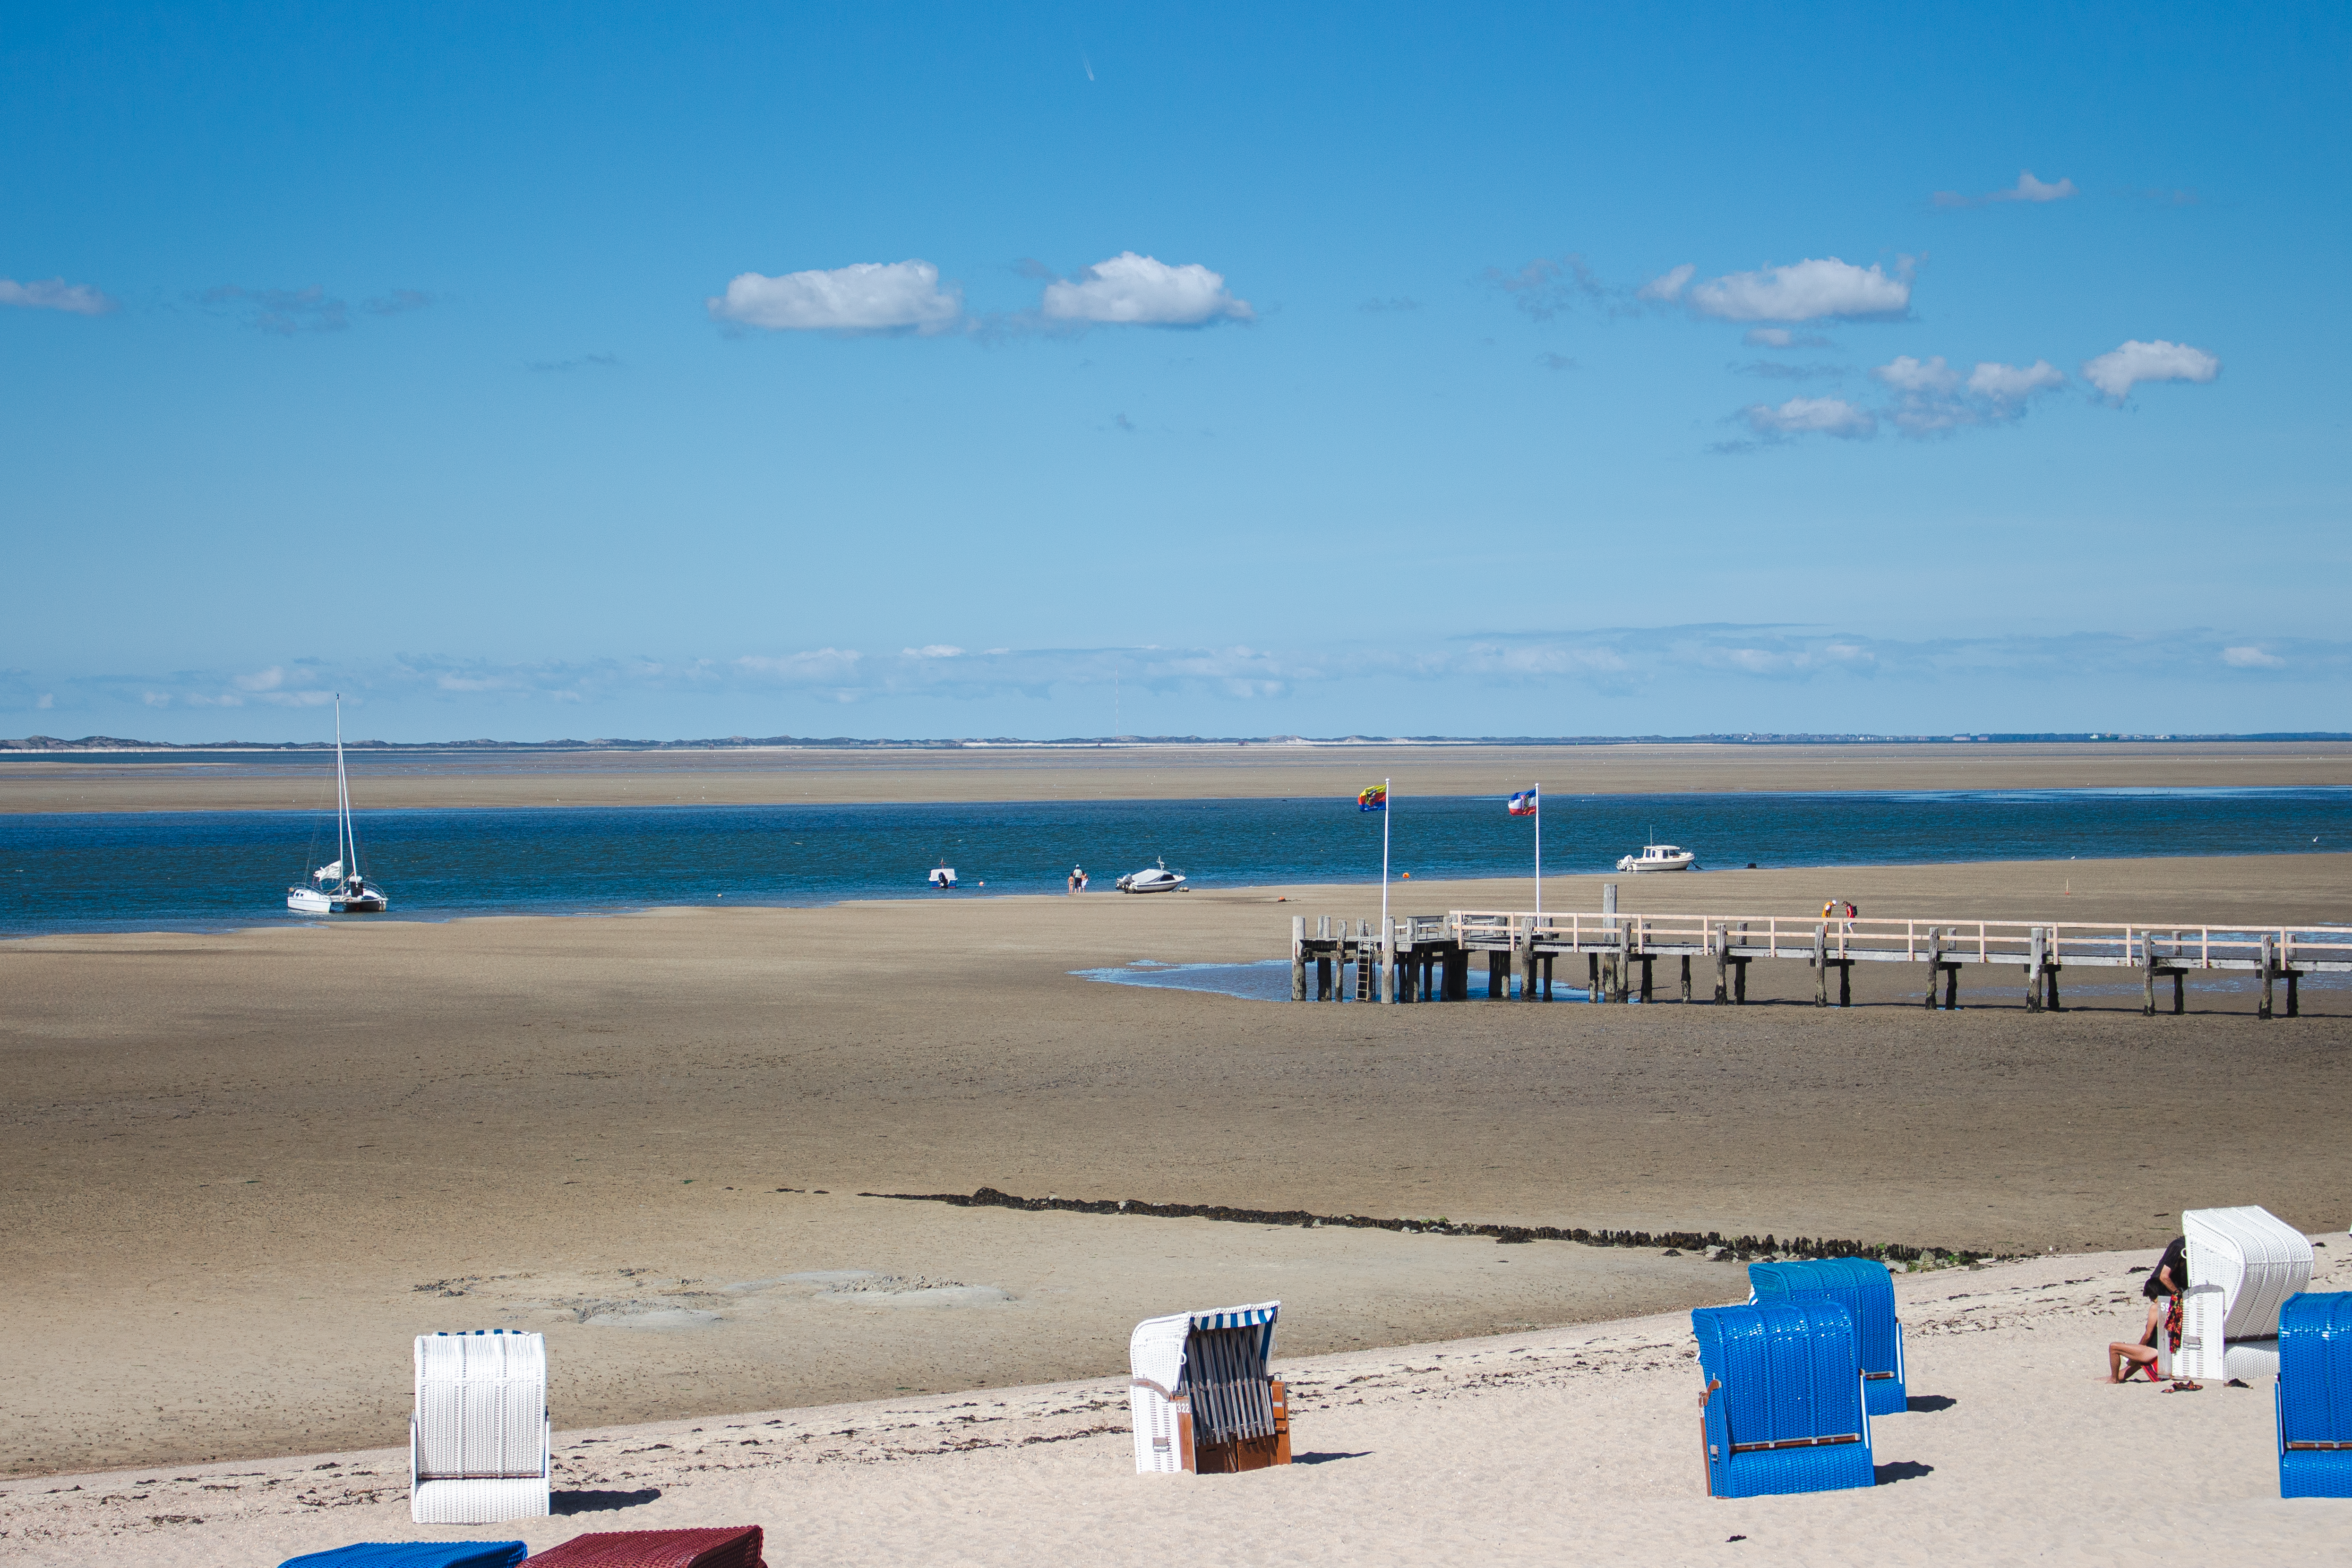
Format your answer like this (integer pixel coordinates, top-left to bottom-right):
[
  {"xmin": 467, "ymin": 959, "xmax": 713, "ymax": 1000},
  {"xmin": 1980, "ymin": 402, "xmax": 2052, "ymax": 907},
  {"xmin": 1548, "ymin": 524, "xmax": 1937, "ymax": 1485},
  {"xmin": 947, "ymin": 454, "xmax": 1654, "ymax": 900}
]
[
  {"xmin": 1357, "ymin": 784, "xmax": 1387, "ymax": 812},
  {"xmin": 1507, "ymin": 789, "xmax": 1537, "ymax": 815}
]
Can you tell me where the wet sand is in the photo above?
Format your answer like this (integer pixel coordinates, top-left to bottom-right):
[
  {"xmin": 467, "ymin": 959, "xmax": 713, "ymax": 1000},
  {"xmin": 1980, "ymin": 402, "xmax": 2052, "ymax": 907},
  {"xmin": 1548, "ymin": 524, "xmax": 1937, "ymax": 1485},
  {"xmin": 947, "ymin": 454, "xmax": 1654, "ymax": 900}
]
[
  {"xmin": 6, "ymin": 738, "xmax": 2352, "ymax": 812},
  {"xmin": 4, "ymin": 854, "xmax": 2349, "ymax": 1476}
]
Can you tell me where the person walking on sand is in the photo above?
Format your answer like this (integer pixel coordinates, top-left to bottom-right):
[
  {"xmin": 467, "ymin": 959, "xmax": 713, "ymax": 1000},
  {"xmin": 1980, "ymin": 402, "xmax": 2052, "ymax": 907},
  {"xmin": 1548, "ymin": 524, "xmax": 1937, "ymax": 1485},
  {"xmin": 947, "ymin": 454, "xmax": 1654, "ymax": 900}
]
[{"xmin": 2108, "ymin": 1234, "xmax": 2198, "ymax": 1387}]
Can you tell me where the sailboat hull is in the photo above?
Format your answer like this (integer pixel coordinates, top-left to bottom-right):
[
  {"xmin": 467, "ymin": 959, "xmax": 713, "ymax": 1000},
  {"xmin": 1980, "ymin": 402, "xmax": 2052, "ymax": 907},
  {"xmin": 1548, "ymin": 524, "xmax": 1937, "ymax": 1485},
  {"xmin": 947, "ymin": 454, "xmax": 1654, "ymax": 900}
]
[{"xmin": 287, "ymin": 887, "xmax": 388, "ymax": 913}]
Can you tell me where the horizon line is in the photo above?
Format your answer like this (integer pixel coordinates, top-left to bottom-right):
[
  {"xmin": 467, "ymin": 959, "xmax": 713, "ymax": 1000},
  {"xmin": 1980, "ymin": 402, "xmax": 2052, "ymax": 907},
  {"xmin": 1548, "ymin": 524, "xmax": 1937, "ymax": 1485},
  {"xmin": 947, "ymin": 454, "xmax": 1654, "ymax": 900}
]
[{"xmin": 8, "ymin": 730, "xmax": 2352, "ymax": 754}]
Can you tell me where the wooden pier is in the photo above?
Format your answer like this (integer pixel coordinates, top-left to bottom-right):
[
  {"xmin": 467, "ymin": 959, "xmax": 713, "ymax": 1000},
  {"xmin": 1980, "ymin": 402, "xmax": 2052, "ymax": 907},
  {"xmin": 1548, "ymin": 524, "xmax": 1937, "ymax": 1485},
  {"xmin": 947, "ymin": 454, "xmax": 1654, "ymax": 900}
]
[{"xmin": 1290, "ymin": 897, "xmax": 2351, "ymax": 1017}]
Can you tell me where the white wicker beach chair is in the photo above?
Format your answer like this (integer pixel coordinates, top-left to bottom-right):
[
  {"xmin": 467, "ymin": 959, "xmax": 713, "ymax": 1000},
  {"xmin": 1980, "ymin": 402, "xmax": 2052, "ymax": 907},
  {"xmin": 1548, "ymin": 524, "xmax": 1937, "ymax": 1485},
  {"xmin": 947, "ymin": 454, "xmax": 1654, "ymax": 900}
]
[
  {"xmin": 2155, "ymin": 1207, "xmax": 2314, "ymax": 1383},
  {"xmin": 410, "ymin": 1329, "xmax": 551, "ymax": 1524},
  {"xmin": 1129, "ymin": 1301, "xmax": 1287, "ymax": 1474}
]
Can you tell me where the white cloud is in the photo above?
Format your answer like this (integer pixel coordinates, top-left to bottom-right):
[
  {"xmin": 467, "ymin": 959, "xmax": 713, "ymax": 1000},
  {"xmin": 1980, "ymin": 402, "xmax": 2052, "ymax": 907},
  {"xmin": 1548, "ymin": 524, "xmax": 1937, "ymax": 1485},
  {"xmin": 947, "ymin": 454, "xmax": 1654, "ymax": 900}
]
[
  {"xmin": 1934, "ymin": 170, "xmax": 2080, "ymax": 208},
  {"xmin": 904, "ymin": 645, "xmax": 965, "ymax": 659},
  {"xmin": 1872, "ymin": 355, "xmax": 1961, "ymax": 393},
  {"xmin": 0, "ymin": 276, "xmax": 116, "ymax": 315},
  {"xmin": 1966, "ymin": 359, "xmax": 2066, "ymax": 401},
  {"xmin": 1688, "ymin": 257, "xmax": 1911, "ymax": 322},
  {"xmin": 2081, "ymin": 339, "xmax": 2221, "ymax": 403},
  {"xmin": 2004, "ymin": 171, "xmax": 2078, "ymax": 203},
  {"xmin": 1871, "ymin": 354, "xmax": 2067, "ymax": 434},
  {"xmin": 2222, "ymin": 645, "xmax": 2284, "ymax": 668},
  {"xmin": 1742, "ymin": 395, "xmax": 1877, "ymax": 439},
  {"xmin": 1637, "ymin": 263, "xmax": 1695, "ymax": 302},
  {"xmin": 707, "ymin": 260, "xmax": 962, "ymax": 332},
  {"xmin": 1041, "ymin": 253, "xmax": 1252, "ymax": 326}
]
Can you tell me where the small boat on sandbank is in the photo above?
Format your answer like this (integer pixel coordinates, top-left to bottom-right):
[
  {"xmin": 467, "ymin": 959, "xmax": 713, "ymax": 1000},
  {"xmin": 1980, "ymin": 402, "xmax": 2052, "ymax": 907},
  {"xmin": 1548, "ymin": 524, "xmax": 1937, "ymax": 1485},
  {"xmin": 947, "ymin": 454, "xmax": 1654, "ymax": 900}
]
[{"xmin": 1116, "ymin": 858, "xmax": 1188, "ymax": 893}]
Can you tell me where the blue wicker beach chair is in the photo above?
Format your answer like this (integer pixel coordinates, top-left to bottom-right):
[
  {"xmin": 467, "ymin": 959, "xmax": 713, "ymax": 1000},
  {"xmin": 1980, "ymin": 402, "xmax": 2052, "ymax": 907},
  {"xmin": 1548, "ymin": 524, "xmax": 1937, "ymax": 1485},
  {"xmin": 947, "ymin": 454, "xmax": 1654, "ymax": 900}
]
[
  {"xmin": 2277, "ymin": 1290, "xmax": 2352, "ymax": 1499},
  {"xmin": 278, "ymin": 1543, "xmax": 526, "ymax": 1568},
  {"xmin": 1749, "ymin": 1257, "xmax": 1907, "ymax": 1415},
  {"xmin": 1692, "ymin": 1301, "xmax": 1875, "ymax": 1498}
]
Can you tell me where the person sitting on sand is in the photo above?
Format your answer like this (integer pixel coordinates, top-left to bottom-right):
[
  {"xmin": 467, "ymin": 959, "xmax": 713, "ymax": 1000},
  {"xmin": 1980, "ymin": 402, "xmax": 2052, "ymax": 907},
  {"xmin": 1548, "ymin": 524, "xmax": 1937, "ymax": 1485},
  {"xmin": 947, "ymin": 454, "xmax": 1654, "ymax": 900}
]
[{"xmin": 2108, "ymin": 1235, "xmax": 2197, "ymax": 1387}]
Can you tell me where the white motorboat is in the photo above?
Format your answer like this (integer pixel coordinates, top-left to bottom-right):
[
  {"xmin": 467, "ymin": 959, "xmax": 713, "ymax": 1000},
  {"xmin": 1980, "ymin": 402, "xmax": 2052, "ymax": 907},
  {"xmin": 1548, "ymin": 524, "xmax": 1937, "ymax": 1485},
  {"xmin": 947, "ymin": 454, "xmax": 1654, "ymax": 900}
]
[
  {"xmin": 287, "ymin": 697, "xmax": 389, "ymax": 914},
  {"xmin": 928, "ymin": 864, "xmax": 960, "ymax": 889},
  {"xmin": 1116, "ymin": 857, "xmax": 1188, "ymax": 893},
  {"xmin": 1616, "ymin": 843, "xmax": 1696, "ymax": 873}
]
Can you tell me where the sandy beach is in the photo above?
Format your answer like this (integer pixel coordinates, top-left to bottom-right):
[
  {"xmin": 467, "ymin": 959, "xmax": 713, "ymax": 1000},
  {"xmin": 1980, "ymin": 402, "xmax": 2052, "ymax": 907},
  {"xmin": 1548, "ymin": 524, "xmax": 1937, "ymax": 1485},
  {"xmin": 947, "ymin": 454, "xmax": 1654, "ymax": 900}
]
[
  {"xmin": 4, "ymin": 1242, "xmax": 2346, "ymax": 1567},
  {"xmin": 6, "ymin": 738, "xmax": 2352, "ymax": 812},
  {"xmin": 5, "ymin": 854, "xmax": 2349, "ymax": 1483}
]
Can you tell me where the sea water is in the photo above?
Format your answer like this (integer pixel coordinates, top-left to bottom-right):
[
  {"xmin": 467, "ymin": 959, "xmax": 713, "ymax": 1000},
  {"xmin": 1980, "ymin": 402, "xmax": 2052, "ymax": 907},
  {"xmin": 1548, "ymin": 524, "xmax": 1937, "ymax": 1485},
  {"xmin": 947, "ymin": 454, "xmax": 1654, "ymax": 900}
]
[{"xmin": 1, "ymin": 787, "xmax": 2348, "ymax": 938}]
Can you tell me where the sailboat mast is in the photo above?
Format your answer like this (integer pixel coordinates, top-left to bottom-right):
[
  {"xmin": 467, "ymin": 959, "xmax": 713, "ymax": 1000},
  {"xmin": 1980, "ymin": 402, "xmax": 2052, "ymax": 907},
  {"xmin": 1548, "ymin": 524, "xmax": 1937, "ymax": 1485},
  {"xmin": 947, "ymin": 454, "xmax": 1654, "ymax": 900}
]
[{"xmin": 334, "ymin": 695, "xmax": 351, "ymax": 880}]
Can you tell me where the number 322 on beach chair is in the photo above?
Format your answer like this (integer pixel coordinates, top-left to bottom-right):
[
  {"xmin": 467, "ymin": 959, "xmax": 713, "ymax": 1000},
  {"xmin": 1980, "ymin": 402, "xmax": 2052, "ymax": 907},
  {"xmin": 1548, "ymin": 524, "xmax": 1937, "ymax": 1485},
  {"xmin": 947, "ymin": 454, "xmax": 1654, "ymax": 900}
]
[{"xmin": 1129, "ymin": 1302, "xmax": 1292, "ymax": 1474}]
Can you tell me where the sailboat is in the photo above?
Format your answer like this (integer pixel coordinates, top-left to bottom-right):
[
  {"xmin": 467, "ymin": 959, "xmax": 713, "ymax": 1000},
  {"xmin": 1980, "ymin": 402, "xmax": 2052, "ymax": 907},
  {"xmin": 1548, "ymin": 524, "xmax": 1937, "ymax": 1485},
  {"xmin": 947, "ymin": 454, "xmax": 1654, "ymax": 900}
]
[{"xmin": 286, "ymin": 696, "xmax": 388, "ymax": 914}]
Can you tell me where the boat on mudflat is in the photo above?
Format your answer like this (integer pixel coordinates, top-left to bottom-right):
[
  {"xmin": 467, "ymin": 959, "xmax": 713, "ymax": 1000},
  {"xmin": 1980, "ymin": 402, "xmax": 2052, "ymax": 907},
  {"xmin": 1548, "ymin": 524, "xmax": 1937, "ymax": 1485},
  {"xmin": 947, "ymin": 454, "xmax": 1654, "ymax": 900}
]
[{"xmin": 1616, "ymin": 843, "xmax": 1697, "ymax": 873}]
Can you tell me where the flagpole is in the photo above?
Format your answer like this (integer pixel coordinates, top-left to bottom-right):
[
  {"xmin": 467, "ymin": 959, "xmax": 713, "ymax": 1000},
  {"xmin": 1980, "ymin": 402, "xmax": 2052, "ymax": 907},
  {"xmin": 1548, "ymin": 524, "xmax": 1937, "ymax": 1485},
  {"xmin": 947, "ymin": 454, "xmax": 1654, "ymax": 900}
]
[
  {"xmin": 1533, "ymin": 782, "xmax": 1541, "ymax": 920},
  {"xmin": 1380, "ymin": 776, "xmax": 1391, "ymax": 929}
]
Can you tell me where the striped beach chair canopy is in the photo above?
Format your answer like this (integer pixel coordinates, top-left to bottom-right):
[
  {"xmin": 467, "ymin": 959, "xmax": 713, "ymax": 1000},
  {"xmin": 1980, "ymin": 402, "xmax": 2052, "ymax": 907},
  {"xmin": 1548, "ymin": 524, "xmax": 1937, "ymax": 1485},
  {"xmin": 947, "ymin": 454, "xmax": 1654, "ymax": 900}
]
[{"xmin": 1129, "ymin": 1301, "xmax": 1279, "ymax": 1394}]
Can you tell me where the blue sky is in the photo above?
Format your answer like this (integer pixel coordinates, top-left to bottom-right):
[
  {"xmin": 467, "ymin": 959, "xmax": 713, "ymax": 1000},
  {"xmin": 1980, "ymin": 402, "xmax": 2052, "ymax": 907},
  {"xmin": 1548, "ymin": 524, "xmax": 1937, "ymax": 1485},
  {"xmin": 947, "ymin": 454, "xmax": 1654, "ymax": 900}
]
[{"xmin": 4, "ymin": 2, "xmax": 2347, "ymax": 742}]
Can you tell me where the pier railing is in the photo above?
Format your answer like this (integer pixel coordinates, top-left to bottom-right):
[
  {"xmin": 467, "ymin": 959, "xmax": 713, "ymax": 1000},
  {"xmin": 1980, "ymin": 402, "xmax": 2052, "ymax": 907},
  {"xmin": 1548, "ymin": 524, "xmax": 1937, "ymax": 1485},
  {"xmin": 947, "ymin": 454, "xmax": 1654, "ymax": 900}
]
[{"xmin": 1445, "ymin": 910, "xmax": 2352, "ymax": 972}]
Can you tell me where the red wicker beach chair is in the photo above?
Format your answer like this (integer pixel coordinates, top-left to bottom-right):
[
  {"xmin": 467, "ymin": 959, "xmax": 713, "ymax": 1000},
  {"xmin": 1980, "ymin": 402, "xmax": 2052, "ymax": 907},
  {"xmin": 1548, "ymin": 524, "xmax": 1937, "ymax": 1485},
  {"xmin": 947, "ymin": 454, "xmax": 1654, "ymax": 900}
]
[{"xmin": 520, "ymin": 1527, "xmax": 764, "ymax": 1568}]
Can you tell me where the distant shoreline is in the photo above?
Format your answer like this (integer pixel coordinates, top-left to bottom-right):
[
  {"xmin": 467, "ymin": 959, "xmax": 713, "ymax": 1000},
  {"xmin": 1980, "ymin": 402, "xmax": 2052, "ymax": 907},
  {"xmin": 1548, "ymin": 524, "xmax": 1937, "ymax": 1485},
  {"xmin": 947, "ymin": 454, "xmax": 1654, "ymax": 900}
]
[{"xmin": 7, "ymin": 739, "xmax": 2352, "ymax": 813}]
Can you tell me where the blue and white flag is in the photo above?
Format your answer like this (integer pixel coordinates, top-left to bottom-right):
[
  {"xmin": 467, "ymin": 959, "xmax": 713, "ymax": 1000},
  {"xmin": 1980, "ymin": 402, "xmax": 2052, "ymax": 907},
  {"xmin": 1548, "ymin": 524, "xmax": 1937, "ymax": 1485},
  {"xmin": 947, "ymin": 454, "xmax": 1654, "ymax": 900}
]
[{"xmin": 1507, "ymin": 789, "xmax": 1537, "ymax": 816}]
